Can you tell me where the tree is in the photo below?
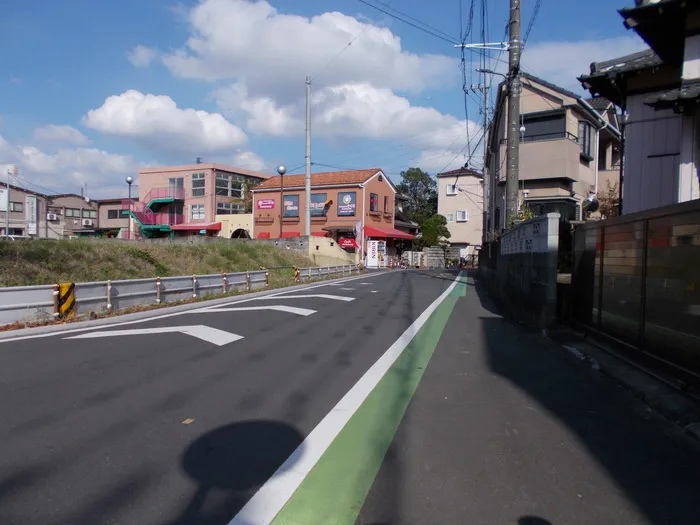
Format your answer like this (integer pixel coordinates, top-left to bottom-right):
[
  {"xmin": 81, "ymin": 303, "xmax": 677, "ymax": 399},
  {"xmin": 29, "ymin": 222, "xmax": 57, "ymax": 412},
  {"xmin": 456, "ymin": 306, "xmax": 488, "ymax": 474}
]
[
  {"xmin": 418, "ymin": 214, "xmax": 451, "ymax": 247},
  {"xmin": 396, "ymin": 167, "xmax": 438, "ymax": 226},
  {"xmin": 232, "ymin": 180, "xmax": 260, "ymax": 213},
  {"xmin": 598, "ymin": 180, "xmax": 620, "ymax": 219}
]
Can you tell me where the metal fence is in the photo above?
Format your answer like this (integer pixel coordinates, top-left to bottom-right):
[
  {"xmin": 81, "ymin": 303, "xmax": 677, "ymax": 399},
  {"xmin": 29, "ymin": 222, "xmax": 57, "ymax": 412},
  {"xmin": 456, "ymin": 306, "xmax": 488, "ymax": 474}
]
[
  {"xmin": 0, "ymin": 265, "xmax": 359, "ymax": 326},
  {"xmin": 571, "ymin": 199, "xmax": 700, "ymax": 382}
]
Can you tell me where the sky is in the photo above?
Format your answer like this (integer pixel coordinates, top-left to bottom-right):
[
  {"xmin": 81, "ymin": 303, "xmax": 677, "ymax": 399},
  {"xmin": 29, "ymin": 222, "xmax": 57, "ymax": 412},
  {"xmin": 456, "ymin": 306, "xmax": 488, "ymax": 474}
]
[{"xmin": 0, "ymin": 0, "xmax": 647, "ymax": 199}]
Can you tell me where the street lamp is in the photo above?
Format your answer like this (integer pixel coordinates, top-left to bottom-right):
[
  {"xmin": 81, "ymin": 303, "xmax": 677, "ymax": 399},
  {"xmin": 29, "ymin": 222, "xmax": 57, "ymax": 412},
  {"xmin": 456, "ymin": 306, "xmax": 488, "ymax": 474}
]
[
  {"xmin": 277, "ymin": 165, "xmax": 286, "ymax": 238},
  {"xmin": 125, "ymin": 176, "xmax": 134, "ymax": 239}
]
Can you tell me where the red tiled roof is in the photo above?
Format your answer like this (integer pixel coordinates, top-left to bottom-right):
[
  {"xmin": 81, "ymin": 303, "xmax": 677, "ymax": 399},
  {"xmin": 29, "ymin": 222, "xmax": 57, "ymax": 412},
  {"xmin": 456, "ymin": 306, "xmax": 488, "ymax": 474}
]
[{"xmin": 252, "ymin": 169, "xmax": 381, "ymax": 191}]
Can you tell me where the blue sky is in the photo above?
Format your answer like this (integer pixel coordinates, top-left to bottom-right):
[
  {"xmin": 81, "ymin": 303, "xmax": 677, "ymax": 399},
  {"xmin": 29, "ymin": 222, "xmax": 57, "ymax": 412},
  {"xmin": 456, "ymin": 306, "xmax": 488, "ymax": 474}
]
[{"xmin": 0, "ymin": 0, "xmax": 645, "ymax": 198}]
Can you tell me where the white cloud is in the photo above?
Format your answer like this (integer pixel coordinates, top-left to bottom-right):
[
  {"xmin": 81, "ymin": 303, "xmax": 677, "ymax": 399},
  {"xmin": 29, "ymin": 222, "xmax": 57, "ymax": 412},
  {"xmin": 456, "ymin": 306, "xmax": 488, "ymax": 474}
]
[
  {"xmin": 33, "ymin": 124, "xmax": 91, "ymax": 146},
  {"xmin": 83, "ymin": 90, "xmax": 249, "ymax": 153},
  {"xmin": 232, "ymin": 150, "xmax": 266, "ymax": 171},
  {"xmin": 0, "ymin": 135, "xmax": 137, "ymax": 198},
  {"xmin": 521, "ymin": 36, "xmax": 647, "ymax": 93},
  {"xmin": 160, "ymin": 0, "xmax": 455, "ymax": 102},
  {"xmin": 127, "ymin": 45, "xmax": 158, "ymax": 67}
]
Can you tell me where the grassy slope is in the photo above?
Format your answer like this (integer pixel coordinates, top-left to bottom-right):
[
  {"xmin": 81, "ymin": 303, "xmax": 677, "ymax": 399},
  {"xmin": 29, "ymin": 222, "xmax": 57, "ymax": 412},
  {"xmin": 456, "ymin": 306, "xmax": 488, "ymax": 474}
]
[{"xmin": 0, "ymin": 240, "xmax": 316, "ymax": 287}]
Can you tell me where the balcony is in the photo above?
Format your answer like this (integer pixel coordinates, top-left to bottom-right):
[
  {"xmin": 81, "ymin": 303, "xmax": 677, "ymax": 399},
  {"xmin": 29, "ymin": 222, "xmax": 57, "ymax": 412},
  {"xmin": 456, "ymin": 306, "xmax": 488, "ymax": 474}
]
[
  {"xmin": 499, "ymin": 132, "xmax": 582, "ymax": 182},
  {"xmin": 143, "ymin": 187, "xmax": 185, "ymax": 211}
]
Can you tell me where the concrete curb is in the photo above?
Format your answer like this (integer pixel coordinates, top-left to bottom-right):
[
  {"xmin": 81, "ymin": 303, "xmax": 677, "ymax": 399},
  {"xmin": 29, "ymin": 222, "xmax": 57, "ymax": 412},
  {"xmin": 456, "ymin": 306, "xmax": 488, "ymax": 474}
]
[{"xmin": 0, "ymin": 271, "xmax": 380, "ymax": 340}]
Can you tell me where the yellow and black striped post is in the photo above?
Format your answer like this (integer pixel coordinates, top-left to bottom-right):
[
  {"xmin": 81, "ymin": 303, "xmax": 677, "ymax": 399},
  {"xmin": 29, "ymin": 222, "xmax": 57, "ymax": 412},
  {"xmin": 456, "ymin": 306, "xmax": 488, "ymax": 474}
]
[
  {"xmin": 293, "ymin": 266, "xmax": 300, "ymax": 283},
  {"xmin": 56, "ymin": 282, "xmax": 76, "ymax": 319}
]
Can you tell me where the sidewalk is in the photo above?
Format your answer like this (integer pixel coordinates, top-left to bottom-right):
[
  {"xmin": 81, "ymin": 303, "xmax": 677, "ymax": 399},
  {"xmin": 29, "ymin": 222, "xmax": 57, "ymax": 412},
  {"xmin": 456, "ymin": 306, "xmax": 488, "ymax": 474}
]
[{"xmin": 357, "ymin": 273, "xmax": 700, "ymax": 525}]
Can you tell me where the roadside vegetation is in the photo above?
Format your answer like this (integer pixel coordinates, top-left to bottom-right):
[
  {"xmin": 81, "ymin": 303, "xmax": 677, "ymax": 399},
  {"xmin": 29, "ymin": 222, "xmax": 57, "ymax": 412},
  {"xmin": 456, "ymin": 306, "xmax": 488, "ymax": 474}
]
[{"xmin": 0, "ymin": 239, "xmax": 315, "ymax": 287}]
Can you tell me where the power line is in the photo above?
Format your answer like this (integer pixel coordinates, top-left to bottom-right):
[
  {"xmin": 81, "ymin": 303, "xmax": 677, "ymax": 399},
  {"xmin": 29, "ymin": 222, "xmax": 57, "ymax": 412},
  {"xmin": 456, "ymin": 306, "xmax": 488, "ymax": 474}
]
[
  {"xmin": 522, "ymin": 0, "xmax": 542, "ymax": 49},
  {"xmin": 365, "ymin": 0, "xmax": 459, "ymax": 42},
  {"xmin": 356, "ymin": 0, "xmax": 460, "ymax": 45}
]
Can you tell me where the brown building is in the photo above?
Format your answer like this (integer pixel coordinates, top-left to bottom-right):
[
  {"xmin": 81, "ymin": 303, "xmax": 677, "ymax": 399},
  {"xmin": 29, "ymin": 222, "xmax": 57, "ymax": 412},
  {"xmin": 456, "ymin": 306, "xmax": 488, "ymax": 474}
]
[{"xmin": 250, "ymin": 168, "xmax": 413, "ymax": 255}]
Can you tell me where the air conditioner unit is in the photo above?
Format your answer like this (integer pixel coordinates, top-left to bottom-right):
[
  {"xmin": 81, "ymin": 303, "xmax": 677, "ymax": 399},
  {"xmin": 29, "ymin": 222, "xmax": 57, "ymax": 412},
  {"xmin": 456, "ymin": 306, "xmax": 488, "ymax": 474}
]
[
  {"xmin": 82, "ymin": 219, "xmax": 93, "ymax": 227},
  {"xmin": 46, "ymin": 213, "xmax": 58, "ymax": 221}
]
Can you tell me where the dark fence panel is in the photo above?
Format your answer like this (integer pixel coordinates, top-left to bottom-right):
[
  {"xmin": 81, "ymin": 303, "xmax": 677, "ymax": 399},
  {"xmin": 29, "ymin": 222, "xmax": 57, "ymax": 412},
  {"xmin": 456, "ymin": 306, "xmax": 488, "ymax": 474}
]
[{"xmin": 572, "ymin": 199, "xmax": 700, "ymax": 382}]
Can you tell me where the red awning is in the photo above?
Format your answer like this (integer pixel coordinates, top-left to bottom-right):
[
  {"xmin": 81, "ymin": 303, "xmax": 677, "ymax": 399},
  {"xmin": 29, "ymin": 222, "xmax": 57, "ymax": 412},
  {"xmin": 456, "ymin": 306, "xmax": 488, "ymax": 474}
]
[
  {"xmin": 170, "ymin": 222, "xmax": 222, "ymax": 231},
  {"xmin": 257, "ymin": 232, "xmax": 271, "ymax": 239},
  {"xmin": 364, "ymin": 225, "xmax": 415, "ymax": 240},
  {"xmin": 311, "ymin": 231, "xmax": 327, "ymax": 237},
  {"xmin": 280, "ymin": 231, "xmax": 301, "ymax": 238}
]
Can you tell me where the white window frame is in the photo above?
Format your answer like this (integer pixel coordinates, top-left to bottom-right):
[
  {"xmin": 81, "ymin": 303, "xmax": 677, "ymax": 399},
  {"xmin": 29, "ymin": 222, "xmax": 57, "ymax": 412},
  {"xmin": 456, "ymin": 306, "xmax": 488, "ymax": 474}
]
[
  {"xmin": 191, "ymin": 204, "xmax": 205, "ymax": 220},
  {"xmin": 446, "ymin": 184, "xmax": 458, "ymax": 196},
  {"xmin": 192, "ymin": 172, "xmax": 206, "ymax": 197},
  {"xmin": 446, "ymin": 213, "xmax": 455, "ymax": 223},
  {"xmin": 456, "ymin": 210, "xmax": 469, "ymax": 222}
]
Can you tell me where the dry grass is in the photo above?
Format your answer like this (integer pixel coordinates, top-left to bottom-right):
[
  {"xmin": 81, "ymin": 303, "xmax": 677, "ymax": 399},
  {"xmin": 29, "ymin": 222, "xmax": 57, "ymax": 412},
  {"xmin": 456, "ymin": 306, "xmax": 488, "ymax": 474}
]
[{"xmin": 0, "ymin": 239, "xmax": 316, "ymax": 287}]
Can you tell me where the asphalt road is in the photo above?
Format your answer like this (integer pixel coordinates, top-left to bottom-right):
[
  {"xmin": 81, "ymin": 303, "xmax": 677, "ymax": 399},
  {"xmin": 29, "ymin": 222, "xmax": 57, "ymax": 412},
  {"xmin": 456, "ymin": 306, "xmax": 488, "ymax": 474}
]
[{"xmin": 1, "ymin": 269, "xmax": 699, "ymax": 525}]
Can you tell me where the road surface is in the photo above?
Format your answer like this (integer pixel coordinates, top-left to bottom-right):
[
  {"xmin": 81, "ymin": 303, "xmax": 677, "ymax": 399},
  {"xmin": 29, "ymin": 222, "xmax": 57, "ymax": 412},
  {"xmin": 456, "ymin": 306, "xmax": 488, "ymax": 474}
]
[{"xmin": 0, "ymin": 270, "xmax": 698, "ymax": 525}]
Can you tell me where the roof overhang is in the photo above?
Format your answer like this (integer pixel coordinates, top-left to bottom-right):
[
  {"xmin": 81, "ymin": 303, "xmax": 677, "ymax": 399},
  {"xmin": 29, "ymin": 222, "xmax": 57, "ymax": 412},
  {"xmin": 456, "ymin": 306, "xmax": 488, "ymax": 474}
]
[
  {"xmin": 644, "ymin": 79, "xmax": 700, "ymax": 112},
  {"xmin": 619, "ymin": 0, "xmax": 688, "ymax": 64}
]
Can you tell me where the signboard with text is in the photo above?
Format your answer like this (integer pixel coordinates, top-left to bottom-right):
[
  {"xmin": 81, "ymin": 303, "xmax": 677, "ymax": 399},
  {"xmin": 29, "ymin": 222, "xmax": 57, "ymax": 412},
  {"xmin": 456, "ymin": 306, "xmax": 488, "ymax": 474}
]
[
  {"xmin": 26, "ymin": 195, "xmax": 38, "ymax": 235},
  {"xmin": 338, "ymin": 192, "xmax": 356, "ymax": 216},
  {"xmin": 310, "ymin": 193, "xmax": 327, "ymax": 217},
  {"xmin": 339, "ymin": 237, "xmax": 359, "ymax": 249},
  {"xmin": 256, "ymin": 199, "xmax": 275, "ymax": 210},
  {"xmin": 284, "ymin": 195, "xmax": 299, "ymax": 217},
  {"xmin": 0, "ymin": 188, "xmax": 7, "ymax": 213}
]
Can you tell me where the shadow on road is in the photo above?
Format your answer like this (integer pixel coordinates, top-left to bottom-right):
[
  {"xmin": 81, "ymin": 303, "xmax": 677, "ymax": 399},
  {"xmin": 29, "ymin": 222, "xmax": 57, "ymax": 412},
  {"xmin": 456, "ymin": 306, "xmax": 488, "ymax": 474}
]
[
  {"xmin": 166, "ymin": 419, "xmax": 304, "ymax": 525},
  {"xmin": 519, "ymin": 518, "xmax": 553, "ymax": 525},
  {"xmin": 474, "ymin": 273, "xmax": 700, "ymax": 525}
]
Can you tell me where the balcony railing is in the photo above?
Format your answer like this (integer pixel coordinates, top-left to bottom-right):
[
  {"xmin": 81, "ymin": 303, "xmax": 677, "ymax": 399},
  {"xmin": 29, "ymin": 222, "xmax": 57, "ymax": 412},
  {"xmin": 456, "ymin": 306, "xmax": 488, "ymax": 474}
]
[
  {"xmin": 145, "ymin": 187, "xmax": 185, "ymax": 203},
  {"xmin": 500, "ymin": 131, "xmax": 578, "ymax": 144},
  {"xmin": 131, "ymin": 211, "xmax": 184, "ymax": 226}
]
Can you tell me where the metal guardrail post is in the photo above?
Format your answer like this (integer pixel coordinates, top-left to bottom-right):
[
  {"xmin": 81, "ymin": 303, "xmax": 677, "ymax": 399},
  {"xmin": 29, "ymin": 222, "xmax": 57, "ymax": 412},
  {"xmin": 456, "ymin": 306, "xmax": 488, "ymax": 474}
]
[
  {"xmin": 222, "ymin": 273, "xmax": 228, "ymax": 293},
  {"xmin": 265, "ymin": 270, "xmax": 269, "ymax": 287},
  {"xmin": 52, "ymin": 284, "xmax": 60, "ymax": 319},
  {"xmin": 192, "ymin": 275, "xmax": 197, "ymax": 298},
  {"xmin": 246, "ymin": 271, "xmax": 251, "ymax": 291},
  {"xmin": 106, "ymin": 280, "xmax": 113, "ymax": 312},
  {"xmin": 156, "ymin": 277, "xmax": 162, "ymax": 303}
]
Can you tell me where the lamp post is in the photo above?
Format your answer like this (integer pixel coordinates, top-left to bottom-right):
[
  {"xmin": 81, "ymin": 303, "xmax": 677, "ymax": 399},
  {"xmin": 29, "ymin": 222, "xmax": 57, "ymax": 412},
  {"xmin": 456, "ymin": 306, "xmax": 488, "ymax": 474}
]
[
  {"xmin": 277, "ymin": 165, "xmax": 286, "ymax": 238},
  {"xmin": 125, "ymin": 176, "xmax": 134, "ymax": 239}
]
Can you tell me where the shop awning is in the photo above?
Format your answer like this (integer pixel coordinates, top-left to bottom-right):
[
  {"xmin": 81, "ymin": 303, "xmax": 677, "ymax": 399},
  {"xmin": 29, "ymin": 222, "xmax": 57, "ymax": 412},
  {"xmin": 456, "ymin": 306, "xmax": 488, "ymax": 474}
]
[
  {"xmin": 257, "ymin": 232, "xmax": 271, "ymax": 239},
  {"xmin": 364, "ymin": 225, "xmax": 415, "ymax": 240},
  {"xmin": 280, "ymin": 231, "xmax": 301, "ymax": 238},
  {"xmin": 171, "ymin": 222, "xmax": 222, "ymax": 231},
  {"xmin": 311, "ymin": 231, "xmax": 328, "ymax": 237}
]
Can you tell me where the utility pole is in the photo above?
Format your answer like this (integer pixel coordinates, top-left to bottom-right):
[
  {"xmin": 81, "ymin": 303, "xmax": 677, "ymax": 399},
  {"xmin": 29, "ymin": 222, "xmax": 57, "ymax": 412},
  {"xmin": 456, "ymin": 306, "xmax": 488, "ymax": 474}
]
[
  {"xmin": 505, "ymin": 0, "xmax": 522, "ymax": 226},
  {"xmin": 4, "ymin": 166, "xmax": 11, "ymax": 238},
  {"xmin": 304, "ymin": 76, "xmax": 312, "ymax": 238},
  {"xmin": 482, "ymin": 85, "xmax": 490, "ymax": 243}
]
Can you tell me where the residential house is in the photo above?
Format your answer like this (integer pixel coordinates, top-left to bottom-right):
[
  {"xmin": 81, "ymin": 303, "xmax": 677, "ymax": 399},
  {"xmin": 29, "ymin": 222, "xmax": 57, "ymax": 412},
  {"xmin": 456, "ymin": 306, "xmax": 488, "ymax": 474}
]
[
  {"xmin": 394, "ymin": 194, "xmax": 419, "ymax": 237},
  {"xmin": 95, "ymin": 198, "xmax": 139, "ymax": 237},
  {"xmin": 45, "ymin": 194, "xmax": 99, "ymax": 238},
  {"xmin": 578, "ymin": 0, "xmax": 700, "ymax": 214},
  {"xmin": 0, "ymin": 182, "xmax": 45, "ymax": 238},
  {"xmin": 436, "ymin": 167, "xmax": 484, "ymax": 247},
  {"xmin": 131, "ymin": 163, "xmax": 271, "ymax": 238},
  {"xmin": 250, "ymin": 169, "xmax": 413, "ymax": 258},
  {"xmin": 485, "ymin": 73, "xmax": 621, "ymax": 231}
]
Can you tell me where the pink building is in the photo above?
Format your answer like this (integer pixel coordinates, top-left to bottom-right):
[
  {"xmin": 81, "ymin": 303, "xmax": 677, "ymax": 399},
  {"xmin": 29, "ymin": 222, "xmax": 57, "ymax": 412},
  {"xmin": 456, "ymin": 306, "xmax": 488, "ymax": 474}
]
[{"xmin": 127, "ymin": 163, "xmax": 271, "ymax": 238}]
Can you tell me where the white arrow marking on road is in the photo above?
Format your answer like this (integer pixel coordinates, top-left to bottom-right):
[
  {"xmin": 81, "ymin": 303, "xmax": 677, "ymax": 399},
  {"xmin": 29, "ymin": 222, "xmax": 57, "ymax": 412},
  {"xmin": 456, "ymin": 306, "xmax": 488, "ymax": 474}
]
[
  {"xmin": 339, "ymin": 288, "xmax": 355, "ymax": 291},
  {"xmin": 65, "ymin": 325, "xmax": 243, "ymax": 347},
  {"xmin": 371, "ymin": 291, "xmax": 378, "ymax": 293},
  {"xmin": 358, "ymin": 283, "xmax": 371, "ymax": 285},
  {"xmin": 192, "ymin": 305, "xmax": 316, "ymax": 316},
  {"xmin": 257, "ymin": 294, "xmax": 355, "ymax": 302}
]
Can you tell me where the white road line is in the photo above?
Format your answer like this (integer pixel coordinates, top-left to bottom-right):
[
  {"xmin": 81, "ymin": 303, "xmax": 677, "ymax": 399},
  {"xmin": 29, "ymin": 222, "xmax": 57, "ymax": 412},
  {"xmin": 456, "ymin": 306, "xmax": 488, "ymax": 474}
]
[
  {"xmin": 339, "ymin": 287, "xmax": 355, "ymax": 291},
  {"xmin": 371, "ymin": 290, "xmax": 378, "ymax": 293},
  {"xmin": 191, "ymin": 305, "xmax": 316, "ymax": 316},
  {"xmin": 256, "ymin": 294, "xmax": 355, "ymax": 302},
  {"xmin": 228, "ymin": 272, "xmax": 462, "ymax": 525},
  {"xmin": 66, "ymin": 325, "xmax": 244, "ymax": 347},
  {"xmin": 0, "ymin": 272, "xmax": 388, "ymax": 344}
]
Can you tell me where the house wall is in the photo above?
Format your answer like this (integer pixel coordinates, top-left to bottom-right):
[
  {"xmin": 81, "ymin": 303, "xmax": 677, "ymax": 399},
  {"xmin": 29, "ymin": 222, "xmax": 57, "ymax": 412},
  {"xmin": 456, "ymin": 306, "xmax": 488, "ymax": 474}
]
[
  {"xmin": 436, "ymin": 175, "xmax": 483, "ymax": 246},
  {"xmin": 252, "ymin": 173, "xmax": 395, "ymax": 238},
  {"xmin": 623, "ymin": 92, "xmax": 684, "ymax": 214},
  {"xmin": 97, "ymin": 201, "xmax": 130, "ymax": 230},
  {"xmin": 46, "ymin": 195, "xmax": 99, "ymax": 238},
  {"xmin": 216, "ymin": 213, "xmax": 253, "ymax": 238},
  {"xmin": 0, "ymin": 185, "xmax": 47, "ymax": 238}
]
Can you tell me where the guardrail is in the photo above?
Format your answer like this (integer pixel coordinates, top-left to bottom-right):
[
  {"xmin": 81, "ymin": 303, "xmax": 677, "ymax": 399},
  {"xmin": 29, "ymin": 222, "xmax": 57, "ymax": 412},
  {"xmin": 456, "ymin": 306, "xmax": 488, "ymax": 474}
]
[{"xmin": 0, "ymin": 264, "xmax": 360, "ymax": 326}]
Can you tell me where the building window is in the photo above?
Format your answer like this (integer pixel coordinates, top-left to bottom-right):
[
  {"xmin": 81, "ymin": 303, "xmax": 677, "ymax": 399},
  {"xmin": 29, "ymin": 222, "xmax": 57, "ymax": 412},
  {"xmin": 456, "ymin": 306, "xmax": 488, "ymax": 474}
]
[
  {"xmin": 9, "ymin": 202, "xmax": 23, "ymax": 212},
  {"xmin": 446, "ymin": 213, "xmax": 454, "ymax": 223},
  {"xmin": 107, "ymin": 209, "xmax": 122, "ymax": 219},
  {"xmin": 383, "ymin": 195, "xmax": 389, "ymax": 212},
  {"xmin": 65, "ymin": 208, "xmax": 80, "ymax": 217},
  {"xmin": 370, "ymin": 193, "xmax": 379, "ymax": 212},
  {"xmin": 522, "ymin": 111, "xmax": 566, "ymax": 142},
  {"xmin": 578, "ymin": 121, "xmax": 593, "ymax": 159},
  {"xmin": 0, "ymin": 228, "xmax": 24, "ymax": 236},
  {"xmin": 169, "ymin": 177, "xmax": 184, "ymax": 189},
  {"xmin": 216, "ymin": 201, "xmax": 245, "ymax": 215},
  {"xmin": 192, "ymin": 172, "xmax": 206, "ymax": 197},
  {"xmin": 191, "ymin": 204, "xmax": 205, "ymax": 220},
  {"xmin": 446, "ymin": 184, "xmax": 458, "ymax": 195},
  {"xmin": 82, "ymin": 209, "xmax": 97, "ymax": 219},
  {"xmin": 456, "ymin": 210, "xmax": 469, "ymax": 222},
  {"xmin": 283, "ymin": 194, "xmax": 300, "ymax": 218},
  {"xmin": 215, "ymin": 172, "xmax": 244, "ymax": 198},
  {"xmin": 48, "ymin": 207, "xmax": 62, "ymax": 215}
]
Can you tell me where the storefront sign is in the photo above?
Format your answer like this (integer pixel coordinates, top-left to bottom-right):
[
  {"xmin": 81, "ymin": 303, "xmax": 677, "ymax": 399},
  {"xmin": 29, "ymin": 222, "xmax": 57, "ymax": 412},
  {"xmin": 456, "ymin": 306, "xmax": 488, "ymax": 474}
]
[
  {"xmin": 26, "ymin": 195, "xmax": 38, "ymax": 235},
  {"xmin": 284, "ymin": 194, "xmax": 299, "ymax": 217},
  {"xmin": 366, "ymin": 240, "xmax": 386, "ymax": 268},
  {"xmin": 338, "ymin": 237, "xmax": 359, "ymax": 249},
  {"xmin": 310, "ymin": 193, "xmax": 327, "ymax": 217},
  {"xmin": 0, "ymin": 188, "xmax": 7, "ymax": 212},
  {"xmin": 338, "ymin": 191, "xmax": 356, "ymax": 216},
  {"xmin": 256, "ymin": 199, "xmax": 275, "ymax": 210}
]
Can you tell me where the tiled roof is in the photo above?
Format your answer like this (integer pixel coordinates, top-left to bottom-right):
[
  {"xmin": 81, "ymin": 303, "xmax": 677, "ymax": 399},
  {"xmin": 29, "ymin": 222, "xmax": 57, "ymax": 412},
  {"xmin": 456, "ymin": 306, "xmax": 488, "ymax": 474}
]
[
  {"xmin": 583, "ymin": 49, "xmax": 662, "ymax": 79},
  {"xmin": 436, "ymin": 167, "xmax": 483, "ymax": 179},
  {"xmin": 585, "ymin": 97, "xmax": 612, "ymax": 111},
  {"xmin": 644, "ymin": 79, "xmax": 700, "ymax": 108},
  {"xmin": 252, "ymin": 168, "xmax": 381, "ymax": 191},
  {"xmin": 520, "ymin": 72, "xmax": 581, "ymax": 100}
]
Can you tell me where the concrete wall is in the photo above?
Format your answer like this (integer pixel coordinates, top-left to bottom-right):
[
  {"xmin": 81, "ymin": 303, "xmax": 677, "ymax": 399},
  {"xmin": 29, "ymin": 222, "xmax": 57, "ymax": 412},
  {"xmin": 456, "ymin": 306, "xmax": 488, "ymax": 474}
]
[
  {"xmin": 308, "ymin": 236, "xmax": 359, "ymax": 266},
  {"xmin": 480, "ymin": 213, "xmax": 560, "ymax": 329},
  {"xmin": 216, "ymin": 213, "xmax": 253, "ymax": 238}
]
